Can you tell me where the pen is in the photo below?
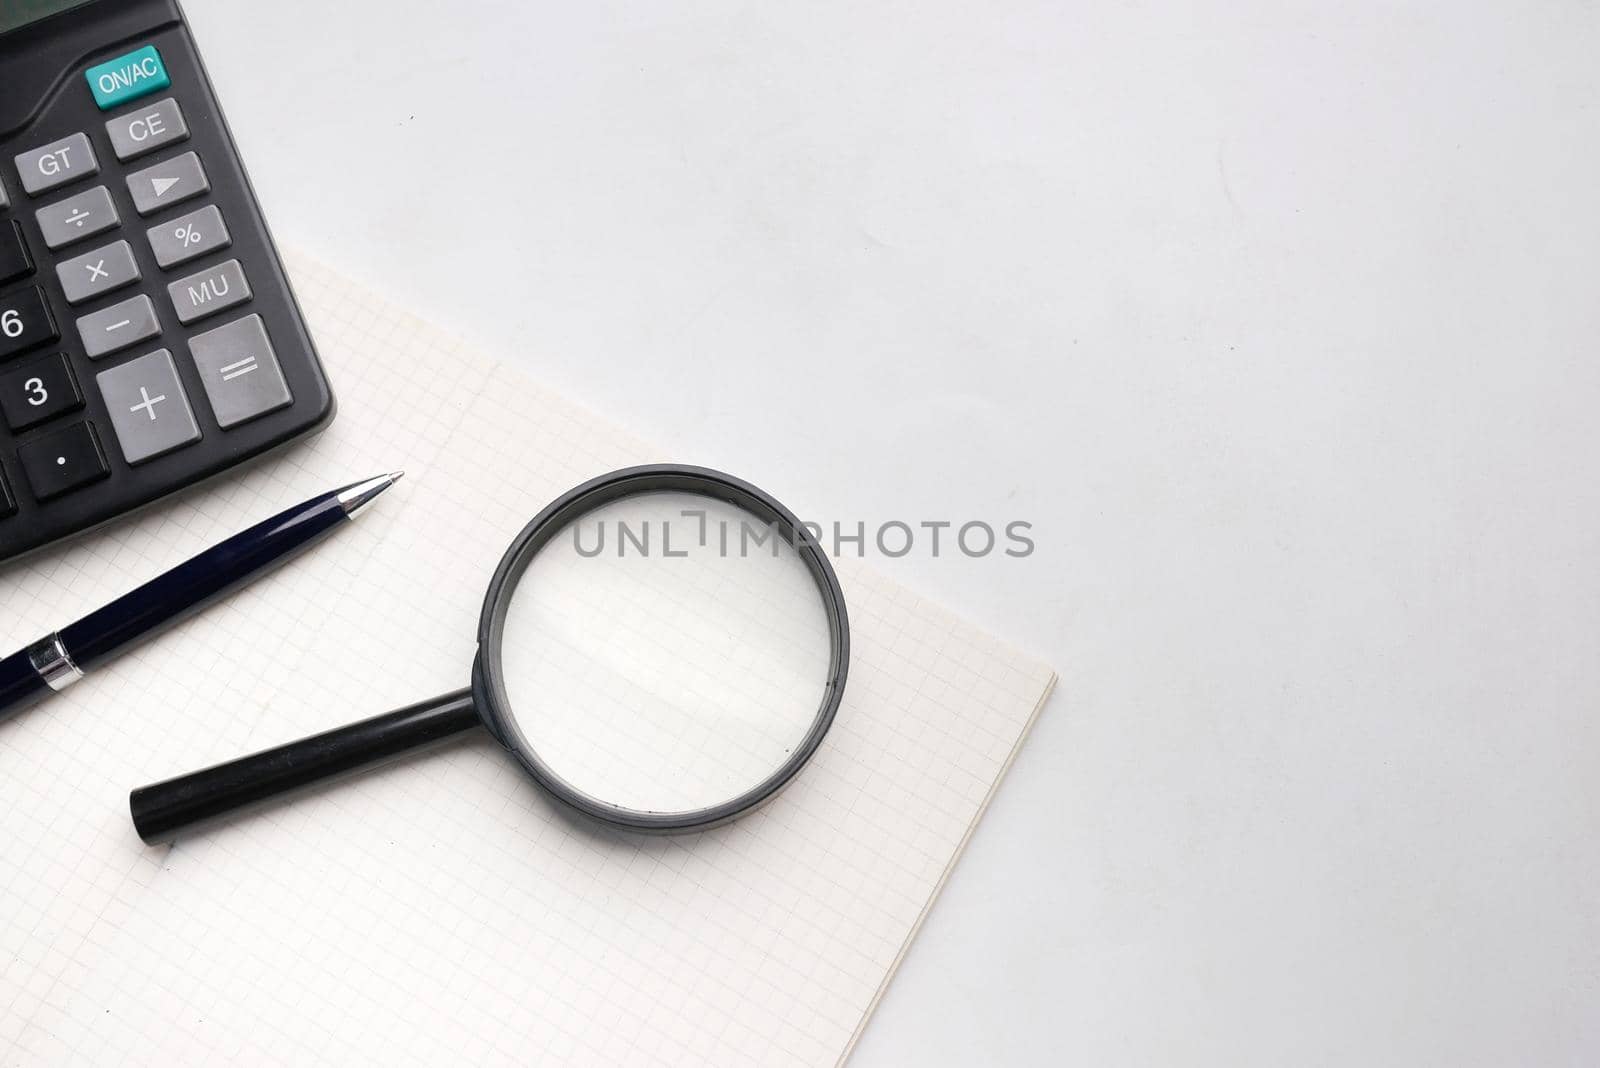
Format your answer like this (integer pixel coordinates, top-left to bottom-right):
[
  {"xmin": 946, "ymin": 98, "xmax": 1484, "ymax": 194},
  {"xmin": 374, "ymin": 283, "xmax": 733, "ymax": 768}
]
[{"xmin": 0, "ymin": 472, "xmax": 402, "ymax": 722}]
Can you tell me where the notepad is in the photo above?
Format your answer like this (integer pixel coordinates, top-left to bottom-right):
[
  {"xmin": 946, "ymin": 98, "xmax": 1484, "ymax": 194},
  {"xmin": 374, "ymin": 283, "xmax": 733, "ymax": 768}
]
[{"xmin": 0, "ymin": 254, "xmax": 1056, "ymax": 1066}]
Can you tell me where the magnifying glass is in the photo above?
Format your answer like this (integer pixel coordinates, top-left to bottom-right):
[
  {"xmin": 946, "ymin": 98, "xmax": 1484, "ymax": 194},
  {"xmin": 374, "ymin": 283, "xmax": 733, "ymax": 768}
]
[{"xmin": 130, "ymin": 465, "xmax": 850, "ymax": 842}]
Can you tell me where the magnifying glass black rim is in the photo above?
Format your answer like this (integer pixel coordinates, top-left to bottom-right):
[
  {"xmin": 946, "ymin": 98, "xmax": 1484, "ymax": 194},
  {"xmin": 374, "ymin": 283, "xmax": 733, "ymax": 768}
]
[{"xmin": 473, "ymin": 463, "xmax": 850, "ymax": 834}]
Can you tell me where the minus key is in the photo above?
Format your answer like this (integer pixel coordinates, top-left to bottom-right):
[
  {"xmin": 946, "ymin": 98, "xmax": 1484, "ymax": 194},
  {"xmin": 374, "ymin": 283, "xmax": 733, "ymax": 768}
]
[{"xmin": 77, "ymin": 294, "xmax": 160, "ymax": 359}]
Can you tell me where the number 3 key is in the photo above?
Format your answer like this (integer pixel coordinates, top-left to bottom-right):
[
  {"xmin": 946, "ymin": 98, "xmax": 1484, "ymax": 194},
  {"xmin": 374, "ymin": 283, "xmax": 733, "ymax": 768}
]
[{"xmin": 0, "ymin": 352, "xmax": 83, "ymax": 432}]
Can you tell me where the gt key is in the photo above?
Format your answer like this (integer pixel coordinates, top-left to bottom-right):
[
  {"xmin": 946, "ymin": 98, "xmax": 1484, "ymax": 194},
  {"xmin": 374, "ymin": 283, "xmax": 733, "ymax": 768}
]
[{"xmin": 0, "ymin": 287, "xmax": 59, "ymax": 361}]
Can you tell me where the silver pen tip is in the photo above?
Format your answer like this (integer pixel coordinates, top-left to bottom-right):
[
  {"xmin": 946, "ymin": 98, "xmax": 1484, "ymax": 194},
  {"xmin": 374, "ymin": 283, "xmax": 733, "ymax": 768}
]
[
  {"xmin": 338, "ymin": 472, "xmax": 403, "ymax": 519},
  {"xmin": 390, "ymin": 471, "xmax": 405, "ymax": 483}
]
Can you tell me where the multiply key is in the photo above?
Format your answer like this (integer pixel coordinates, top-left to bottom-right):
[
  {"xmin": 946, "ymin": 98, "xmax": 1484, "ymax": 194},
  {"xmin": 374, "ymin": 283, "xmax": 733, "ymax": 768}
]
[{"xmin": 56, "ymin": 239, "xmax": 140, "ymax": 305}]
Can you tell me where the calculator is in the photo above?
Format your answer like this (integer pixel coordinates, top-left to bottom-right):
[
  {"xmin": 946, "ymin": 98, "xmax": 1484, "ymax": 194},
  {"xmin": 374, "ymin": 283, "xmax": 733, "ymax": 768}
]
[{"xmin": 0, "ymin": 0, "xmax": 334, "ymax": 564}]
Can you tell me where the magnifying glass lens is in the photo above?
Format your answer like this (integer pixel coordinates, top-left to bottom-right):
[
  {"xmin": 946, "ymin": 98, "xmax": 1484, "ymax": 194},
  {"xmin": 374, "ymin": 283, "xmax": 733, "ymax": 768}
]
[{"xmin": 497, "ymin": 492, "xmax": 834, "ymax": 817}]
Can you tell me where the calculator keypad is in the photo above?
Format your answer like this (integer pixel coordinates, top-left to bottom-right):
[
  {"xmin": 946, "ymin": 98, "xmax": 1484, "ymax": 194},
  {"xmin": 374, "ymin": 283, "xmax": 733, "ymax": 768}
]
[
  {"xmin": 6, "ymin": 91, "xmax": 223, "ymax": 491},
  {"xmin": 0, "ymin": 32, "xmax": 332, "ymax": 557}
]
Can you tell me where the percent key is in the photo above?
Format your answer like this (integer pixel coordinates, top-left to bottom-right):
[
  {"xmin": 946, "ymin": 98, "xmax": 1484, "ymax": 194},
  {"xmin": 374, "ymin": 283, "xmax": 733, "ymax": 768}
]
[{"xmin": 148, "ymin": 203, "xmax": 230, "ymax": 267}]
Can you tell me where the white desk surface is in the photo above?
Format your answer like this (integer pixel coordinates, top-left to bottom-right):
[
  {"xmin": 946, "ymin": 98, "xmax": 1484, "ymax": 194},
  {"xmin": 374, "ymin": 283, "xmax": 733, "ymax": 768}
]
[{"xmin": 186, "ymin": 1, "xmax": 1599, "ymax": 1062}]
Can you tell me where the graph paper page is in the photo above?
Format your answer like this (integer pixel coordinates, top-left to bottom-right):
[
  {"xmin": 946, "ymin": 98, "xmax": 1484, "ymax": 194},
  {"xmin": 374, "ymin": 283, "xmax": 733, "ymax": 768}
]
[{"xmin": 0, "ymin": 253, "xmax": 1056, "ymax": 1066}]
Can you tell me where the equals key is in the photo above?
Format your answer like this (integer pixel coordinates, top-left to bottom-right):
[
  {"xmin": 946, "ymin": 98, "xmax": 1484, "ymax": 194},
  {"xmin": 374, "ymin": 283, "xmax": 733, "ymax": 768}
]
[{"xmin": 77, "ymin": 295, "xmax": 160, "ymax": 359}]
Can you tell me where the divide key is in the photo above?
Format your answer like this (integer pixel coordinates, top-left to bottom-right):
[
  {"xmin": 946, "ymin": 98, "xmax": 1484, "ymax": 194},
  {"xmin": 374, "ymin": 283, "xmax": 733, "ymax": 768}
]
[{"xmin": 36, "ymin": 186, "xmax": 118, "ymax": 249}]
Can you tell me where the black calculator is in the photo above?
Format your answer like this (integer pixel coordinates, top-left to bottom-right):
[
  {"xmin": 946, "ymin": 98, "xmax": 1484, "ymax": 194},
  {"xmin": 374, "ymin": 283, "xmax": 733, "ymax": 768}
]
[{"xmin": 0, "ymin": 0, "xmax": 334, "ymax": 564}]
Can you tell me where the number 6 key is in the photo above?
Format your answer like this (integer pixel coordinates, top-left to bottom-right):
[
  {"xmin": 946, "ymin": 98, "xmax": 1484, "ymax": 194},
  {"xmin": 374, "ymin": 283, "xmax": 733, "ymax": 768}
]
[{"xmin": 0, "ymin": 287, "xmax": 60, "ymax": 360}]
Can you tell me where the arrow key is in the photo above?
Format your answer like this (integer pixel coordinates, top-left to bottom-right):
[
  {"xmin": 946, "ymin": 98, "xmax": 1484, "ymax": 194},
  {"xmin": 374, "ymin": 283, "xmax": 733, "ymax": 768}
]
[{"xmin": 126, "ymin": 151, "xmax": 209, "ymax": 217}]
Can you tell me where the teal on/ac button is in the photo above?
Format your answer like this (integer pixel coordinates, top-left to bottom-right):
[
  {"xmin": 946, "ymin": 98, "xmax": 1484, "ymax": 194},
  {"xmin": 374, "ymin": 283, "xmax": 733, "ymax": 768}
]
[{"xmin": 85, "ymin": 45, "xmax": 170, "ymax": 110}]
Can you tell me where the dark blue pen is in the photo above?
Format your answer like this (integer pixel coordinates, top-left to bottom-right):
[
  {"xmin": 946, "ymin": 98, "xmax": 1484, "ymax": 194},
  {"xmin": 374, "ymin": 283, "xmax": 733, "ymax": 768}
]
[{"xmin": 0, "ymin": 472, "xmax": 402, "ymax": 722}]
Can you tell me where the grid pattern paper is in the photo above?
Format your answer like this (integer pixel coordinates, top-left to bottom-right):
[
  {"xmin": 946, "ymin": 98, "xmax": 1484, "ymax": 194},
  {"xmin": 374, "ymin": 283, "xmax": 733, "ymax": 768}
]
[{"xmin": 0, "ymin": 254, "xmax": 1056, "ymax": 1067}]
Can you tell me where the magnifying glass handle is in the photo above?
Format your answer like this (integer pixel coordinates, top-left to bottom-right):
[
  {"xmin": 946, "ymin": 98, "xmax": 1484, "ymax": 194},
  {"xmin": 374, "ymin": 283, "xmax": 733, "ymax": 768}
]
[{"xmin": 130, "ymin": 688, "xmax": 480, "ymax": 844}]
